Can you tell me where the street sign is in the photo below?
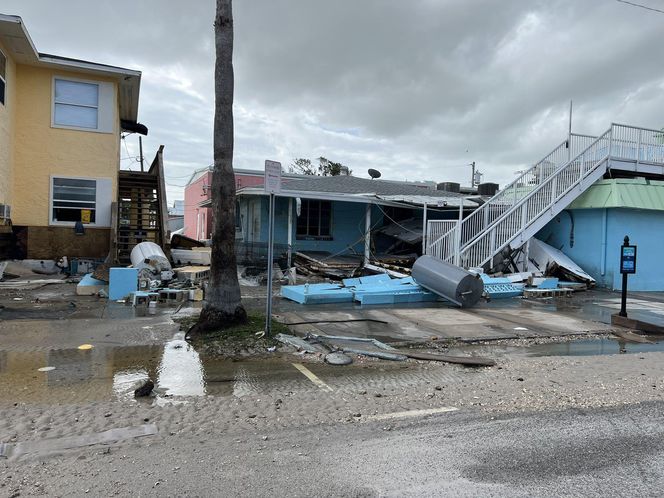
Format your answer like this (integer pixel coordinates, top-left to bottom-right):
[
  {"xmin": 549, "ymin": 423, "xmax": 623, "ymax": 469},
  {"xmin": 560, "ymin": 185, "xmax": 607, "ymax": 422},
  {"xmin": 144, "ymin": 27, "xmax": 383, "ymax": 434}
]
[
  {"xmin": 620, "ymin": 244, "xmax": 637, "ymax": 274},
  {"xmin": 264, "ymin": 160, "xmax": 281, "ymax": 337},
  {"xmin": 265, "ymin": 160, "xmax": 282, "ymax": 194},
  {"xmin": 619, "ymin": 235, "xmax": 636, "ymax": 318}
]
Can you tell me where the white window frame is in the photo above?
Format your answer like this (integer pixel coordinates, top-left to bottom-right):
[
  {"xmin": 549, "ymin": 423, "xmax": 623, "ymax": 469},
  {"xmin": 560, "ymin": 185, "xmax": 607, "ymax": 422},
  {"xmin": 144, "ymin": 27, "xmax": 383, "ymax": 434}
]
[
  {"xmin": 0, "ymin": 48, "xmax": 6, "ymax": 107},
  {"xmin": 51, "ymin": 76, "xmax": 115, "ymax": 134},
  {"xmin": 49, "ymin": 175, "xmax": 112, "ymax": 227}
]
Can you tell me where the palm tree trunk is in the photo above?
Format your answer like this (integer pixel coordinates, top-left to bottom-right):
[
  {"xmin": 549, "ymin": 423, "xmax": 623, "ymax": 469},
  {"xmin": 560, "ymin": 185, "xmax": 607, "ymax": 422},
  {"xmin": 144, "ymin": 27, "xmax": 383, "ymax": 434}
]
[{"xmin": 190, "ymin": 0, "xmax": 246, "ymax": 337}]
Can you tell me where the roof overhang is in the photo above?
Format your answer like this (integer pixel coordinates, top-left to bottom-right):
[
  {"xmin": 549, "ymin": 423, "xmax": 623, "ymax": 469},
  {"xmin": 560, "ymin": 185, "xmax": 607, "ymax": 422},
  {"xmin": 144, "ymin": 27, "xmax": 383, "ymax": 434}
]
[
  {"xmin": 0, "ymin": 14, "xmax": 142, "ymax": 124},
  {"xmin": 205, "ymin": 187, "xmax": 481, "ymax": 210}
]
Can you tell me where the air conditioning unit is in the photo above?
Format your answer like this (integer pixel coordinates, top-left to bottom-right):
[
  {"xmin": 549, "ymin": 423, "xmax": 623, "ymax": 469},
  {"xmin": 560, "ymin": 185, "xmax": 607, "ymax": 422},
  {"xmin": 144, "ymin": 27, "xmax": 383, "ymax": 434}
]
[{"xmin": 0, "ymin": 204, "xmax": 10, "ymax": 220}]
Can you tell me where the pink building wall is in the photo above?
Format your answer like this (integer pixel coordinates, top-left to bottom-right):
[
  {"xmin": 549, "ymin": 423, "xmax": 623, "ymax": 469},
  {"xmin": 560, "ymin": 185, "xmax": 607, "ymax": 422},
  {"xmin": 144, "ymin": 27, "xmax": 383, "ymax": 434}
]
[
  {"xmin": 183, "ymin": 171, "xmax": 213, "ymax": 240},
  {"xmin": 183, "ymin": 170, "xmax": 266, "ymax": 240}
]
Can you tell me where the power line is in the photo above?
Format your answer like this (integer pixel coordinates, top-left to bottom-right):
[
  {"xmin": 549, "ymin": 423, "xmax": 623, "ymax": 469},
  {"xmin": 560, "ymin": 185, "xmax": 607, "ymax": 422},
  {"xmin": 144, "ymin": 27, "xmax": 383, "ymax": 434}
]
[{"xmin": 616, "ymin": 0, "xmax": 664, "ymax": 14}]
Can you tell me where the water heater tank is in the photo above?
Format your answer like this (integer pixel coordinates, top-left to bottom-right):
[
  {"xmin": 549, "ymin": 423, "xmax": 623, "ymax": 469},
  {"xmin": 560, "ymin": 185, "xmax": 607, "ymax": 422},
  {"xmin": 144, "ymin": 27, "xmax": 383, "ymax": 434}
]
[{"xmin": 411, "ymin": 255, "xmax": 484, "ymax": 308}]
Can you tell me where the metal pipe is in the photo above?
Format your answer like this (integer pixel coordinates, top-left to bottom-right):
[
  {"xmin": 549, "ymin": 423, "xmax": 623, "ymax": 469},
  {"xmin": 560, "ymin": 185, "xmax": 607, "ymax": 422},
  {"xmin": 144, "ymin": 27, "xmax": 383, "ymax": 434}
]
[
  {"xmin": 422, "ymin": 203, "xmax": 428, "ymax": 254},
  {"xmin": 364, "ymin": 203, "xmax": 371, "ymax": 265},
  {"xmin": 600, "ymin": 208, "xmax": 607, "ymax": 276}
]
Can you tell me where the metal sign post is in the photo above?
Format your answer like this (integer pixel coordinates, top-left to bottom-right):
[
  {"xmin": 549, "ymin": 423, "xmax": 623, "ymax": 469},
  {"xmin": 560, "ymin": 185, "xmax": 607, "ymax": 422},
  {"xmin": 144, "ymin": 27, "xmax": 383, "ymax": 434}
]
[
  {"xmin": 618, "ymin": 235, "xmax": 637, "ymax": 318},
  {"xmin": 264, "ymin": 160, "xmax": 282, "ymax": 336}
]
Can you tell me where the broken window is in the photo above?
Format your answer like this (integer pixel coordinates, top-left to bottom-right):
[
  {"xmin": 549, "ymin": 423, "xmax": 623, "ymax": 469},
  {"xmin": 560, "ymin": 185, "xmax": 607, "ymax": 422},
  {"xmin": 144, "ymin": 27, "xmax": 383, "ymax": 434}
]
[
  {"xmin": 53, "ymin": 78, "xmax": 99, "ymax": 129},
  {"xmin": 51, "ymin": 177, "xmax": 97, "ymax": 224},
  {"xmin": 0, "ymin": 49, "xmax": 6, "ymax": 106},
  {"xmin": 296, "ymin": 200, "xmax": 332, "ymax": 239}
]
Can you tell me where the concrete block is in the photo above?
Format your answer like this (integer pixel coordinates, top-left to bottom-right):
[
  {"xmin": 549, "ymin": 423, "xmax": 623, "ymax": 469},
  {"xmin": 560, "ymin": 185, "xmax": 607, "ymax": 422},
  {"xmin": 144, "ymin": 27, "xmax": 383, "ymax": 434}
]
[
  {"xmin": 176, "ymin": 266, "xmax": 211, "ymax": 284},
  {"xmin": 188, "ymin": 288, "xmax": 204, "ymax": 301},
  {"xmin": 109, "ymin": 267, "xmax": 139, "ymax": 300},
  {"xmin": 158, "ymin": 288, "xmax": 187, "ymax": 304}
]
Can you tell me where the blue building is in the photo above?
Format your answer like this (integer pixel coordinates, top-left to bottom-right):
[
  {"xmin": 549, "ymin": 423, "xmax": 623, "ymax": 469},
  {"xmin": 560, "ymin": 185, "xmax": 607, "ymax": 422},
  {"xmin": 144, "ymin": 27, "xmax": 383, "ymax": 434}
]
[
  {"xmin": 232, "ymin": 175, "xmax": 483, "ymax": 265},
  {"xmin": 536, "ymin": 177, "xmax": 664, "ymax": 291}
]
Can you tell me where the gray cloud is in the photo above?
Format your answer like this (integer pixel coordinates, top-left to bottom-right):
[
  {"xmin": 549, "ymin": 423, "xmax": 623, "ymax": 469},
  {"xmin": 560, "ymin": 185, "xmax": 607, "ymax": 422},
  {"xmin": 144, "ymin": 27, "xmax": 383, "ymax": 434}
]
[{"xmin": 4, "ymin": 0, "xmax": 664, "ymax": 201}]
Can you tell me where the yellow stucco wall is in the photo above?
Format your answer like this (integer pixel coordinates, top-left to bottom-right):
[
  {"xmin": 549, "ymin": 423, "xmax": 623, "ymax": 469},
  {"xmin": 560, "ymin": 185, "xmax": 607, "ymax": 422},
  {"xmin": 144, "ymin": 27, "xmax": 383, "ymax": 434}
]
[
  {"xmin": 12, "ymin": 65, "xmax": 120, "ymax": 226},
  {"xmin": 0, "ymin": 39, "xmax": 16, "ymax": 208}
]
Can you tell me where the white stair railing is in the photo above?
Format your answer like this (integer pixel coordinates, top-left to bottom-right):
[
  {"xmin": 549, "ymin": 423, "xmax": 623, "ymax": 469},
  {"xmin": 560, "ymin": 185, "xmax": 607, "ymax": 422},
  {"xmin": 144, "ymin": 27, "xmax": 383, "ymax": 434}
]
[
  {"xmin": 460, "ymin": 129, "xmax": 614, "ymax": 268},
  {"xmin": 425, "ymin": 220, "xmax": 457, "ymax": 263},
  {"xmin": 426, "ymin": 133, "xmax": 595, "ymax": 261}
]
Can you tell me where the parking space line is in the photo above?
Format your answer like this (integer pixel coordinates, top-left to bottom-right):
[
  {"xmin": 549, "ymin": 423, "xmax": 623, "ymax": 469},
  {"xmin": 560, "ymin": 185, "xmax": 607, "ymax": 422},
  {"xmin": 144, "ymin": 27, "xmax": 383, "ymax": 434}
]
[
  {"xmin": 364, "ymin": 407, "xmax": 458, "ymax": 422},
  {"xmin": 292, "ymin": 363, "xmax": 333, "ymax": 392}
]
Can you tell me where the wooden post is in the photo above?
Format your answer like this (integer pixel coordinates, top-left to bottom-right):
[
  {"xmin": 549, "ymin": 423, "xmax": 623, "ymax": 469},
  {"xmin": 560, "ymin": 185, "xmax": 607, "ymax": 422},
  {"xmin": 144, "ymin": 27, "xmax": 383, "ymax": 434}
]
[{"xmin": 287, "ymin": 197, "xmax": 293, "ymax": 269}]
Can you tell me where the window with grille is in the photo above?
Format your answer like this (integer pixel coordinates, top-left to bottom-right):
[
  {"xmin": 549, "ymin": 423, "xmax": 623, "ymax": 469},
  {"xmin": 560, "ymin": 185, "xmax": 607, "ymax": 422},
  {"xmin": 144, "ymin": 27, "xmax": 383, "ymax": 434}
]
[
  {"xmin": 51, "ymin": 177, "xmax": 97, "ymax": 223},
  {"xmin": 296, "ymin": 200, "xmax": 332, "ymax": 239}
]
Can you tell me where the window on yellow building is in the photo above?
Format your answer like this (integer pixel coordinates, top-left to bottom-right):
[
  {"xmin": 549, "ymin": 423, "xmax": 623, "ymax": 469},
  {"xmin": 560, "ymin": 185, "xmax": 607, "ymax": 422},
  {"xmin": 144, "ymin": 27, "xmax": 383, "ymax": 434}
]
[
  {"xmin": 51, "ymin": 177, "xmax": 97, "ymax": 223},
  {"xmin": 54, "ymin": 79, "xmax": 99, "ymax": 129},
  {"xmin": 0, "ymin": 49, "xmax": 6, "ymax": 106}
]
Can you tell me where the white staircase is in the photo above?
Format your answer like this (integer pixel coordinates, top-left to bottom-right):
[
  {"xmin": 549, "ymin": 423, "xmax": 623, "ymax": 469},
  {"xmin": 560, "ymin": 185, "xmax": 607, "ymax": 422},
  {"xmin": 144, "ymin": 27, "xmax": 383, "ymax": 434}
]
[{"xmin": 427, "ymin": 124, "xmax": 664, "ymax": 269}]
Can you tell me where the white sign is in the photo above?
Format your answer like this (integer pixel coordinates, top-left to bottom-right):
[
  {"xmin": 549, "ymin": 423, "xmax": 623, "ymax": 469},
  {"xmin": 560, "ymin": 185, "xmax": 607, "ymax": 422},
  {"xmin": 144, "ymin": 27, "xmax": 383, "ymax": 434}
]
[{"xmin": 264, "ymin": 160, "xmax": 282, "ymax": 194}]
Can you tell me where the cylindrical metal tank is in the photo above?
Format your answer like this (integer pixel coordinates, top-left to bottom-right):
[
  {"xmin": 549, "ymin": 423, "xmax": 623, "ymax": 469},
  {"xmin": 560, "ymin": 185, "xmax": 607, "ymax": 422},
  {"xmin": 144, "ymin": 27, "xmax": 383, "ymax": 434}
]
[
  {"xmin": 478, "ymin": 182, "xmax": 499, "ymax": 196},
  {"xmin": 437, "ymin": 182, "xmax": 461, "ymax": 193},
  {"xmin": 130, "ymin": 242, "xmax": 171, "ymax": 274},
  {"xmin": 411, "ymin": 255, "xmax": 484, "ymax": 308}
]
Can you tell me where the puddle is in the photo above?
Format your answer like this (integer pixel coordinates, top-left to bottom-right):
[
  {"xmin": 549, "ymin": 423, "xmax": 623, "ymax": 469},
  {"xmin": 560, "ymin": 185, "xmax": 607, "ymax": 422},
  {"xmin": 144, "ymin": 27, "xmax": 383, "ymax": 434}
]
[
  {"xmin": 527, "ymin": 338, "xmax": 664, "ymax": 357},
  {"xmin": 449, "ymin": 336, "xmax": 664, "ymax": 359},
  {"xmin": 0, "ymin": 332, "xmax": 412, "ymax": 405}
]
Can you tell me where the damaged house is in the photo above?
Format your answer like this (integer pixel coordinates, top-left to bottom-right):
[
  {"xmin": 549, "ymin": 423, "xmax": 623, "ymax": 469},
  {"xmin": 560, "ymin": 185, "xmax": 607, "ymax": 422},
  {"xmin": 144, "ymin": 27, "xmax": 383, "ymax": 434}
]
[
  {"xmin": 203, "ymin": 174, "xmax": 489, "ymax": 275},
  {"xmin": 0, "ymin": 14, "xmax": 166, "ymax": 263}
]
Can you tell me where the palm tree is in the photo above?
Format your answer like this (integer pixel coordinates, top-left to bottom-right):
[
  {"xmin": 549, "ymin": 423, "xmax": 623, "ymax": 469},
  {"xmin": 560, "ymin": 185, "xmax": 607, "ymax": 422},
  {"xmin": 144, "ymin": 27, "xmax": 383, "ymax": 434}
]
[{"xmin": 188, "ymin": 0, "xmax": 247, "ymax": 337}]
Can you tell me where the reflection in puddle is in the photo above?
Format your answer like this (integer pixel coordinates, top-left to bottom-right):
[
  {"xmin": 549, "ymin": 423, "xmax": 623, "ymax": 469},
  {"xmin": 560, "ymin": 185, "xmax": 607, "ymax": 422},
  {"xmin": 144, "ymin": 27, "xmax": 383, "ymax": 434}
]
[
  {"xmin": 0, "ymin": 333, "xmax": 312, "ymax": 405},
  {"xmin": 156, "ymin": 334, "xmax": 205, "ymax": 397}
]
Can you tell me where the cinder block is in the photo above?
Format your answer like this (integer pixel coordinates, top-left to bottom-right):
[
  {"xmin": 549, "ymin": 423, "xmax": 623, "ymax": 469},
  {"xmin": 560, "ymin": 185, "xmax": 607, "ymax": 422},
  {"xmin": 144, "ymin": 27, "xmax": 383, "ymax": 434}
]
[
  {"xmin": 176, "ymin": 266, "xmax": 210, "ymax": 284},
  {"xmin": 188, "ymin": 288, "xmax": 204, "ymax": 301},
  {"xmin": 158, "ymin": 288, "xmax": 187, "ymax": 304}
]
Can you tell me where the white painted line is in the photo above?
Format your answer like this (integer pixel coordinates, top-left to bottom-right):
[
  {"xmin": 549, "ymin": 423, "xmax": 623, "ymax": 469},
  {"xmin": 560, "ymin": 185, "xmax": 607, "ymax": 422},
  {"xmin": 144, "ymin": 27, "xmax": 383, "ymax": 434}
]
[
  {"xmin": 364, "ymin": 406, "xmax": 458, "ymax": 422},
  {"xmin": 292, "ymin": 363, "xmax": 333, "ymax": 392}
]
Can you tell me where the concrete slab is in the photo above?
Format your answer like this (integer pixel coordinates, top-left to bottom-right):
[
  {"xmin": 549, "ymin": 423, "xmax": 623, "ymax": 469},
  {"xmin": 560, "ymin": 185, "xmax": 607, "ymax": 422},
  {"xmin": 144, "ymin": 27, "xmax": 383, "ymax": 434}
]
[{"xmin": 278, "ymin": 291, "xmax": 621, "ymax": 344}]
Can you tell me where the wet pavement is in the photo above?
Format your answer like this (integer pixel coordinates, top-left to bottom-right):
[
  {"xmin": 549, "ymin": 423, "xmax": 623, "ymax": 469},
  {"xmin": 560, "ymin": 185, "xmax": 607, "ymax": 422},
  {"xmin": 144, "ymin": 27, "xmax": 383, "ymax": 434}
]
[{"xmin": 2, "ymin": 281, "xmax": 664, "ymax": 408}]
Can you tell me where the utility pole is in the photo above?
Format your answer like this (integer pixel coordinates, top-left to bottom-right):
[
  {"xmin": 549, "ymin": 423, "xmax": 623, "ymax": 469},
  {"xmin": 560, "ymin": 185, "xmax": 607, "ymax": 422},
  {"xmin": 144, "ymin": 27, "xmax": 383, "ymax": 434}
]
[
  {"xmin": 470, "ymin": 161, "xmax": 476, "ymax": 187},
  {"xmin": 567, "ymin": 100, "xmax": 573, "ymax": 161},
  {"xmin": 139, "ymin": 136, "xmax": 145, "ymax": 172}
]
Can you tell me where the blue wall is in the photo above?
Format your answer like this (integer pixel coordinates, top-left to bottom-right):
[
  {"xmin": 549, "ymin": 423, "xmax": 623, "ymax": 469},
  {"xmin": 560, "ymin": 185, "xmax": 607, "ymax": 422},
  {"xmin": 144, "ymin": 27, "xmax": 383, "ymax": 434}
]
[
  {"xmin": 537, "ymin": 208, "xmax": 664, "ymax": 291},
  {"xmin": 246, "ymin": 197, "xmax": 385, "ymax": 255}
]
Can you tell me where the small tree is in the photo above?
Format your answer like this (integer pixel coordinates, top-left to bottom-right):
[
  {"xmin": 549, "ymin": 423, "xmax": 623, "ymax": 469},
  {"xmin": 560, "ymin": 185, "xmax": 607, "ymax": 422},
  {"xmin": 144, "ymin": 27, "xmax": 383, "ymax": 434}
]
[
  {"xmin": 290, "ymin": 156, "xmax": 352, "ymax": 176},
  {"xmin": 290, "ymin": 158, "xmax": 316, "ymax": 175},
  {"xmin": 189, "ymin": 0, "xmax": 246, "ymax": 337}
]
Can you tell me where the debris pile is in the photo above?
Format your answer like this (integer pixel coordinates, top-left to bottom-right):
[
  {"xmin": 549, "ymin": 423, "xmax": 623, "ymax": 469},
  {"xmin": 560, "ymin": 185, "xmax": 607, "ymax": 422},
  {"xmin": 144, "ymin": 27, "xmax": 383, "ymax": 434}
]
[
  {"xmin": 293, "ymin": 251, "xmax": 362, "ymax": 280},
  {"xmin": 275, "ymin": 332, "xmax": 495, "ymax": 366}
]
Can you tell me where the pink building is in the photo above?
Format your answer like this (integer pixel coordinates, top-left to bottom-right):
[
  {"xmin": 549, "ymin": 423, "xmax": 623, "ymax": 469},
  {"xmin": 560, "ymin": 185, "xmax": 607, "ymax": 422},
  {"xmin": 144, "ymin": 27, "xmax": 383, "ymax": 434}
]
[{"xmin": 183, "ymin": 168, "xmax": 281, "ymax": 240}]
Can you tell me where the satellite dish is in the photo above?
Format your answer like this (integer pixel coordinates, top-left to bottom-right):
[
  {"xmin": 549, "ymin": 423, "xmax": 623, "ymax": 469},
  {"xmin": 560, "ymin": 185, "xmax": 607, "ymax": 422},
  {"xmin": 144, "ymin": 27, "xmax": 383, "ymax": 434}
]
[{"xmin": 368, "ymin": 168, "xmax": 381, "ymax": 179}]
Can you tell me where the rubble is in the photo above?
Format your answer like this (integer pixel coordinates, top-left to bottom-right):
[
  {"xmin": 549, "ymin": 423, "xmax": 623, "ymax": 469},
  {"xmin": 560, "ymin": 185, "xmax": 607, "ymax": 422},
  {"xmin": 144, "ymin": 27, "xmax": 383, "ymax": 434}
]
[{"xmin": 293, "ymin": 251, "xmax": 362, "ymax": 279}]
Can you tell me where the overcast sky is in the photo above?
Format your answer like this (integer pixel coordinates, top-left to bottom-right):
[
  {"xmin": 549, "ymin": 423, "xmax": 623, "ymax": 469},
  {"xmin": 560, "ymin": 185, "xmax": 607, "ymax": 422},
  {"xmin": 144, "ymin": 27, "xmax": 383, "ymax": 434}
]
[{"xmin": 4, "ymin": 0, "xmax": 664, "ymax": 202}]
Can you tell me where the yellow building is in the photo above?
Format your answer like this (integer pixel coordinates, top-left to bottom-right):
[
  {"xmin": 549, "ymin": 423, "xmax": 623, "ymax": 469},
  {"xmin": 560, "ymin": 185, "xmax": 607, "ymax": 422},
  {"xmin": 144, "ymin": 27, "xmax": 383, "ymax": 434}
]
[{"xmin": 0, "ymin": 14, "xmax": 148, "ymax": 259}]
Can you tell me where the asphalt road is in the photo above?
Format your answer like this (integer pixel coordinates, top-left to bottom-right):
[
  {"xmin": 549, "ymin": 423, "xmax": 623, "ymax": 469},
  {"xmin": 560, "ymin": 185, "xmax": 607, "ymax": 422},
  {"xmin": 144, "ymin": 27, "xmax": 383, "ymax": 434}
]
[{"xmin": 8, "ymin": 401, "xmax": 664, "ymax": 497}]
